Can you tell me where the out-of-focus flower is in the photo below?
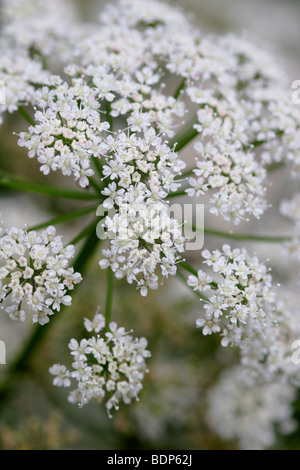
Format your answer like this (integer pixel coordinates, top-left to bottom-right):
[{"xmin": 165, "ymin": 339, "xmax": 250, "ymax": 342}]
[{"xmin": 206, "ymin": 366, "xmax": 297, "ymax": 450}]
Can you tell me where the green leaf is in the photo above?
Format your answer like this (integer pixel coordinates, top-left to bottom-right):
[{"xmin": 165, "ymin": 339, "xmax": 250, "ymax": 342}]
[
  {"xmin": 18, "ymin": 106, "xmax": 35, "ymax": 126},
  {"xmin": 28, "ymin": 205, "xmax": 98, "ymax": 232},
  {"xmin": 0, "ymin": 171, "xmax": 100, "ymax": 201},
  {"xmin": 105, "ymin": 268, "xmax": 114, "ymax": 331}
]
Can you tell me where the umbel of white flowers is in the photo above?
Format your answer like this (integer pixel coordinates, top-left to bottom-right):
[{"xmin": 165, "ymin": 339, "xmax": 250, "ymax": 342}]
[
  {"xmin": 0, "ymin": 225, "xmax": 82, "ymax": 325},
  {"xmin": 189, "ymin": 244, "xmax": 277, "ymax": 347},
  {"xmin": 49, "ymin": 310, "xmax": 151, "ymax": 417}
]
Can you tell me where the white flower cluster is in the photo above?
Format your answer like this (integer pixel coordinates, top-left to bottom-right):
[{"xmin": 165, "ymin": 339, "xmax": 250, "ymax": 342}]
[
  {"xmin": 186, "ymin": 141, "xmax": 268, "ymax": 225},
  {"xmin": 17, "ymin": 75, "xmax": 110, "ymax": 188},
  {"xmin": 98, "ymin": 128, "xmax": 186, "ymax": 295},
  {"xmin": 206, "ymin": 366, "xmax": 297, "ymax": 450},
  {"xmin": 49, "ymin": 310, "xmax": 151, "ymax": 417},
  {"xmin": 99, "ymin": 128, "xmax": 185, "ymax": 196},
  {"xmin": 0, "ymin": 225, "xmax": 82, "ymax": 325},
  {"xmin": 188, "ymin": 244, "xmax": 277, "ymax": 348},
  {"xmin": 100, "ymin": 200, "xmax": 185, "ymax": 297},
  {"xmin": 237, "ymin": 296, "xmax": 300, "ymax": 385},
  {"xmin": 1, "ymin": 0, "xmax": 79, "ymax": 56},
  {"xmin": 0, "ymin": 43, "xmax": 51, "ymax": 122},
  {"xmin": 185, "ymin": 93, "xmax": 269, "ymax": 225}
]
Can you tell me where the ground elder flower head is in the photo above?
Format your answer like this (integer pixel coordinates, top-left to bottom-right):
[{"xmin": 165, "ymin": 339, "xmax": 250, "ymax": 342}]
[
  {"xmin": 49, "ymin": 310, "xmax": 151, "ymax": 417},
  {"xmin": 17, "ymin": 75, "xmax": 110, "ymax": 188},
  {"xmin": 99, "ymin": 198, "xmax": 186, "ymax": 296},
  {"xmin": 97, "ymin": 126, "xmax": 187, "ymax": 295},
  {"xmin": 190, "ymin": 244, "xmax": 278, "ymax": 347},
  {"xmin": 0, "ymin": 224, "xmax": 82, "ymax": 325},
  {"xmin": 187, "ymin": 145, "xmax": 268, "ymax": 224}
]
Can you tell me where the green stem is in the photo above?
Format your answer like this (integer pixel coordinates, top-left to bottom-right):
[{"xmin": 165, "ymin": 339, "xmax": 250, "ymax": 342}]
[
  {"xmin": 18, "ymin": 106, "xmax": 35, "ymax": 126},
  {"xmin": 178, "ymin": 260, "xmax": 198, "ymax": 277},
  {"xmin": 174, "ymin": 168, "xmax": 195, "ymax": 181},
  {"xmin": 67, "ymin": 219, "xmax": 98, "ymax": 246},
  {"xmin": 266, "ymin": 161, "xmax": 286, "ymax": 173},
  {"xmin": 30, "ymin": 47, "xmax": 48, "ymax": 70},
  {"xmin": 176, "ymin": 267, "xmax": 209, "ymax": 302},
  {"xmin": 245, "ymin": 130, "xmax": 285, "ymax": 151},
  {"xmin": 0, "ymin": 227, "xmax": 101, "ymax": 406},
  {"xmin": 0, "ymin": 171, "xmax": 100, "ymax": 201},
  {"xmin": 183, "ymin": 222, "xmax": 293, "ymax": 244},
  {"xmin": 88, "ymin": 176, "xmax": 103, "ymax": 194},
  {"xmin": 105, "ymin": 268, "xmax": 114, "ymax": 331},
  {"xmin": 169, "ymin": 117, "xmax": 199, "ymax": 152},
  {"xmin": 27, "ymin": 205, "xmax": 98, "ymax": 232},
  {"xmin": 173, "ymin": 78, "xmax": 186, "ymax": 99},
  {"xmin": 106, "ymin": 102, "xmax": 114, "ymax": 132},
  {"xmin": 167, "ymin": 189, "xmax": 188, "ymax": 199},
  {"xmin": 70, "ymin": 225, "xmax": 100, "ymax": 273},
  {"xmin": 203, "ymin": 227, "xmax": 293, "ymax": 243},
  {"xmin": 92, "ymin": 157, "xmax": 104, "ymax": 179}
]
